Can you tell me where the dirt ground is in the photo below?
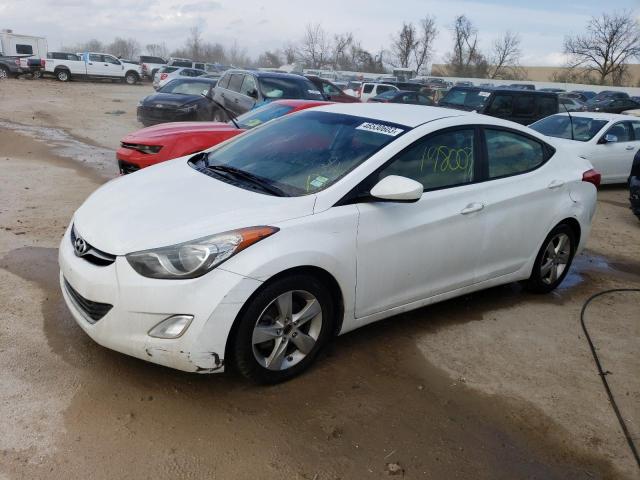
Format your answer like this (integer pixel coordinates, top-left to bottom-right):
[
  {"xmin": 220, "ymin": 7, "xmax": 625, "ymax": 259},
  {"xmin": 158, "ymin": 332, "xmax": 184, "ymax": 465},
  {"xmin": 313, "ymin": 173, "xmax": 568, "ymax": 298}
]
[{"xmin": 0, "ymin": 77, "xmax": 639, "ymax": 479}]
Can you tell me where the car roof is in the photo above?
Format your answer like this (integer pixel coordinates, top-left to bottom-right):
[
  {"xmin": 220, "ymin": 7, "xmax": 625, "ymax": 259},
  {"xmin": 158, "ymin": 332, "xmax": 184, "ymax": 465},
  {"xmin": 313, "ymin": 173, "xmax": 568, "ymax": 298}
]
[
  {"xmin": 270, "ymin": 99, "xmax": 333, "ymax": 107},
  {"xmin": 224, "ymin": 69, "xmax": 308, "ymax": 81},
  {"xmin": 550, "ymin": 112, "xmax": 633, "ymax": 122},
  {"xmin": 311, "ymin": 103, "xmax": 470, "ymax": 128}
]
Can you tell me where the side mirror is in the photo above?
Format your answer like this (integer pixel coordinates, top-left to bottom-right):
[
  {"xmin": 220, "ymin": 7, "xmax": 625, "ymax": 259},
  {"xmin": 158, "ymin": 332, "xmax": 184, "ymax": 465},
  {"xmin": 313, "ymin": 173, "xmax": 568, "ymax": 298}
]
[
  {"xmin": 370, "ymin": 175, "xmax": 423, "ymax": 202},
  {"xmin": 603, "ymin": 134, "xmax": 618, "ymax": 144},
  {"xmin": 248, "ymin": 88, "xmax": 259, "ymax": 99}
]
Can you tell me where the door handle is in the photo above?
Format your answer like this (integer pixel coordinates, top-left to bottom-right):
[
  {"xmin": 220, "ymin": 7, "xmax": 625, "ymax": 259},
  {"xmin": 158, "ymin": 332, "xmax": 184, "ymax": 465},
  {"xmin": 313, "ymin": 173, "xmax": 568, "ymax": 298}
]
[
  {"xmin": 234, "ymin": 98, "xmax": 239, "ymax": 103},
  {"xmin": 460, "ymin": 202, "xmax": 484, "ymax": 215},
  {"xmin": 625, "ymin": 146, "xmax": 635, "ymax": 150},
  {"xmin": 548, "ymin": 180, "xmax": 565, "ymax": 189}
]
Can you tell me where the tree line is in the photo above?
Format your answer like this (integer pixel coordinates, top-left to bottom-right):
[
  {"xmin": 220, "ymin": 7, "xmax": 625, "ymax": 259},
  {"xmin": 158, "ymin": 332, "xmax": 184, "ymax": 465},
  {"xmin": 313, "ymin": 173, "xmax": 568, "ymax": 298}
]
[{"xmin": 61, "ymin": 10, "xmax": 639, "ymax": 86}]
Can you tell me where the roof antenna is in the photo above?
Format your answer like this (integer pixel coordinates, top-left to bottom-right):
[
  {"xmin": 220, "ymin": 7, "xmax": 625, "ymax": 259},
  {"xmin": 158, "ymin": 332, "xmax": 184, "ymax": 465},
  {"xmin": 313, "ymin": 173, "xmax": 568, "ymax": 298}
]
[{"xmin": 560, "ymin": 98, "xmax": 575, "ymax": 140}]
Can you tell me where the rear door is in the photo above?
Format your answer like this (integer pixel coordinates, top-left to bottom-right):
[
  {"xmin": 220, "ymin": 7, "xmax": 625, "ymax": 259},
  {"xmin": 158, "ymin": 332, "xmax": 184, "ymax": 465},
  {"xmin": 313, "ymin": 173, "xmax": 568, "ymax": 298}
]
[
  {"xmin": 473, "ymin": 127, "xmax": 563, "ymax": 280},
  {"xmin": 225, "ymin": 73, "xmax": 246, "ymax": 115}
]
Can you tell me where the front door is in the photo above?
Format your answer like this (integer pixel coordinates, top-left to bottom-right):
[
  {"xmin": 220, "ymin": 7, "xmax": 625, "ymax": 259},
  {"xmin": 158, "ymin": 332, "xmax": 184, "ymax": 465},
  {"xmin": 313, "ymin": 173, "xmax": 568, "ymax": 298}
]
[
  {"xmin": 597, "ymin": 122, "xmax": 635, "ymax": 183},
  {"xmin": 355, "ymin": 127, "xmax": 484, "ymax": 318}
]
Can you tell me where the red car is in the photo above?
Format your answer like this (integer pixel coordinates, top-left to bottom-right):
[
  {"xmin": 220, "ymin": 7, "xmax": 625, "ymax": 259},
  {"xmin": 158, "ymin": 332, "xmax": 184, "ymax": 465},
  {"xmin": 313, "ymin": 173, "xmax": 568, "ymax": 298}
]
[{"xmin": 117, "ymin": 99, "xmax": 332, "ymax": 174}]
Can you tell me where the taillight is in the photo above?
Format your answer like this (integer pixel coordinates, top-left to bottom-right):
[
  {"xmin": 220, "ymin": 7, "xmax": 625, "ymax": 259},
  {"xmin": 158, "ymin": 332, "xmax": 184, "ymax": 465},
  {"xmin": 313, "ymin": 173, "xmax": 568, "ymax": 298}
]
[
  {"xmin": 582, "ymin": 169, "xmax": 601, "ymax": 188},
  {"xmin": 14, "ymin": 59, "xmax": 19, "ymax": 66},
  {"xmin": 160, "ymin": 73, "xmax": 168, "ymax": 80}
]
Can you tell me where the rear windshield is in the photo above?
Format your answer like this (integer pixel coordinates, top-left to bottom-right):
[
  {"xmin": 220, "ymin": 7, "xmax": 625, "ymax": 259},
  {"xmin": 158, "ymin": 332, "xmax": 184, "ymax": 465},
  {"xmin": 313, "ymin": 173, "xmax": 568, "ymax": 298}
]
[
  {"xmin": 140, "ymin": 56, "xmax": 166, "ymax": 64},
  {"xmin": 259, "ymin": 77, "xmax": 324, "ymax": 100},
  {"xmin": 236, "ymin": 103, "xmax": 295, "ymax": 129},
  {"xmin": 159, "ymin": 80, "xmax": 212, "ymax": 95},
  {"xmin": 529, "ymin": 115, "xmax": 608, "ymax": 142},
  {"xmin": 204, "ymin": 111, "xmax": 407, "ymax": 196},
  {"xmin": 171, "ymin": 60, "xmax": 192, "ymax": 68},
  {"xmin": 439, "ymin": 88, "xmax": 491, "ymax": 110}
]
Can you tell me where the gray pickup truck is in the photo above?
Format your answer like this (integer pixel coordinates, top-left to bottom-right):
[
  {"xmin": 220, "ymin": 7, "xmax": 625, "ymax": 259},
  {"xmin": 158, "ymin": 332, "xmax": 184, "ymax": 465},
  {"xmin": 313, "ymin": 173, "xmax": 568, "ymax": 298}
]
[{"xmin": 0, "ymin": 55, "xmax": 22, "ymax": 78}]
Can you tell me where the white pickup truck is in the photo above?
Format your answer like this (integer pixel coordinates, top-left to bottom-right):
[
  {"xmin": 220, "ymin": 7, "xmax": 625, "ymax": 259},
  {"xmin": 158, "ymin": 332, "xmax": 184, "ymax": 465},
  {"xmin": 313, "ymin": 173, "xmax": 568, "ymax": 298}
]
[{"xmin": 44, "ymin": 52, "xmax": 141, "ymax": 84}]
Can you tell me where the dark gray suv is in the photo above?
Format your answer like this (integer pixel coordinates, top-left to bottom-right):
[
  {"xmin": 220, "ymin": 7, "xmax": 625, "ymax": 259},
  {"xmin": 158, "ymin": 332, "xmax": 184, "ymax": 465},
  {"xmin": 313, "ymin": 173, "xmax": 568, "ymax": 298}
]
[{"xmin": 212, "ymin": 70, "xmax": 324, "ymax": 120}]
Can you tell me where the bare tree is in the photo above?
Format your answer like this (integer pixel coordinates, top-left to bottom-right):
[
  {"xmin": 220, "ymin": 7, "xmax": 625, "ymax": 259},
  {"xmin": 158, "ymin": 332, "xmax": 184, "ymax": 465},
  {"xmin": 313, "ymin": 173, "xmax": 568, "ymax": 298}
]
[
  {"xmin": 331, "ymin": 32, "xmax": 353, "ymax": 69},
  {"xmin": 257, "ymin": 50, "xmax": 283, "ymax": 68},
  {"xmin": 445, "ymin": 15, "xmax": 487, "ymax": 77},
  {"xmin": 107, "ymin": 37, "xmax": 140, "ymax": 59},
  {"xmin": 564, "ymin": 11, "xmax": 640, "ymax": 85},
  {"xmin": 145, "ymin": 43, "xmax": 169, "ymax": 58},
  {"xmin": 489, "ymin": 31, "xmax": 522, "ymax": 79},
  {"xmin": 228, "ymin": 40, "xmax": 250, "ymax": 67},
  {"xmin": 413, "ymin": 16, "xmax": 438, "ymax": 74},
  {"xmin": 299, "ymin": 23, "xmax": 331, "ymax": 68},
  {"xmin": 186, "ymin": 25, "xmax": 203, "ymax": 60},
  {"xmin": 61, "ymin": 39, "xmax": 105, "ymax": 53},
  {"xmin": 282, "ymin": 42, "xmax": 298, "ymax": 64},
  {"xmin": 391, "ymin": 22, "xmax": 417, "ymax": 68}
]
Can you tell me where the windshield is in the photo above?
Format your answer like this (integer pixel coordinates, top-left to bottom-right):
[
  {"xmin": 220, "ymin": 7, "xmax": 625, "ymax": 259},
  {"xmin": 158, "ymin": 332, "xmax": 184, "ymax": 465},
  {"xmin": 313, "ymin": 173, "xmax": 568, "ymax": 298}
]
[
  {"xmin": 159, "ymin": 80, "xmax": 211, "ymax": 95},
  {"xmin": 439, "ymin": 88, "xmax": 490, "ymax": 110},
  {"xmin": 529, "ymin": 115, "xmax": 608, "ymax": 142},
  {"xmin": 259, "ymin": 77, "xmax": 324, "ymax": 100},
  {"xmin": 236, "ymin": 103, "xmax": 295, "ymax": 129},
  {"xmin": 204, "ymin": 111, "xmax": 407, "ymax": 196}
]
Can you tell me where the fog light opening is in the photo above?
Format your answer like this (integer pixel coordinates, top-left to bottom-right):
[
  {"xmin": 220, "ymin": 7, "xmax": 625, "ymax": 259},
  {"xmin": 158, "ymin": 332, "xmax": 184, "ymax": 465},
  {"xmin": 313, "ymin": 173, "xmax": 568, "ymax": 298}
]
[{"xmin": 148, "ymin": 315, "xmax": 194, "ymax": 339}]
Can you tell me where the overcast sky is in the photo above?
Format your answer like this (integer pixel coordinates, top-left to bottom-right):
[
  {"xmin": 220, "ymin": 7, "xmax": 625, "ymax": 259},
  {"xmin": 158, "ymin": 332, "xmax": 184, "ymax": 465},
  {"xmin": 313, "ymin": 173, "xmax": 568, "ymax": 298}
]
[{"xmin": 1, "ymin": 0, "xmax": 638, "ymax": 65}]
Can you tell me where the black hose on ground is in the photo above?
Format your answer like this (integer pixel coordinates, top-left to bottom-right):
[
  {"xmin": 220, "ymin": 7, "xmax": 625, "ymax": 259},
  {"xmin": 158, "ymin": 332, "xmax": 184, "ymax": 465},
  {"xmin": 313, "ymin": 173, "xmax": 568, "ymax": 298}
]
[{"xmin": 580, "ymin": 288, "xmax": 640, "ymax": 470}]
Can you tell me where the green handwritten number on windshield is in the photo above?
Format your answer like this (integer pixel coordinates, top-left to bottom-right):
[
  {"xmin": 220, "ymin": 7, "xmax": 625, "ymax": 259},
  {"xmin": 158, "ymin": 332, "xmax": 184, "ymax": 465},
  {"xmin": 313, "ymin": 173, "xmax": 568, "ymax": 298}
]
[{"xmin": 423, "ymin": 145, "xmax": 473, "ymax": 177}]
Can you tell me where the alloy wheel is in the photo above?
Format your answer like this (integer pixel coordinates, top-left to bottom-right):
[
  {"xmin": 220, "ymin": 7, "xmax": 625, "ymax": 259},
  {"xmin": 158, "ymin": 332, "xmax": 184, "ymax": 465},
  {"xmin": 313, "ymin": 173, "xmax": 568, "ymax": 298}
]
[
  {"xmin": 540, "ymin": 233, "xmax": 571, "ymax": 285},
  {"xmin": 252, "ymin": 290, "xmax": 323, "ymax": 371},
  {"xmin": 0, "ymin": 67, "xmax": 8, "ymax": 79}
]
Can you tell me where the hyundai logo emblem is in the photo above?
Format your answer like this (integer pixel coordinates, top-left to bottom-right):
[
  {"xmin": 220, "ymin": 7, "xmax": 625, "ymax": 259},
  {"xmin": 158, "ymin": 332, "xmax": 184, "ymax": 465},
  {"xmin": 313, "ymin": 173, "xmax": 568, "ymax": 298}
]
[{"xmin": 74, "ymin": 237, "xmax": 88, "ymax": 256}]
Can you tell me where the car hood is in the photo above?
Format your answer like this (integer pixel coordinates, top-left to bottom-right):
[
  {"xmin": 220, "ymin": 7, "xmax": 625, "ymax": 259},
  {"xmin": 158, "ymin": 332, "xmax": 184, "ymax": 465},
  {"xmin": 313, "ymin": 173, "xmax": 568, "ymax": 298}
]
[
  {"xmin": 73, "ymin": 159, "xmax": 317, "ymax": 255},
  {"xmin": 142, "ymin": 93, "xmax": 201, "ymax": 107},
  {"xmin": 122, "ymin": 121, "xmax": 240, "ymax": 142}
]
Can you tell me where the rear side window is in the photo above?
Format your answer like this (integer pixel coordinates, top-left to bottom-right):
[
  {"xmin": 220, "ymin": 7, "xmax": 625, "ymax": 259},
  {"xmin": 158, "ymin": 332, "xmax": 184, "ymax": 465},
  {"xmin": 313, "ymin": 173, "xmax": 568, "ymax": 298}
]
[
  {"xmin": 363, "ymin": 84, "xmax": 374, "ymax": 94},
  {"xmin": 140, "ymin": 56, "xmax": 166, "ymax": 64},
  {"xmin": 378, "ymin": 128, "xmax": 476, "ymax": 191},
  {"xmin": 228, "ymin": 73, "xmax": 245, "ymax": 92},
  {"xmin": 485, "ymin": 129, "xmax": 545, "ymax": 178},
  {"xmin": 513, "ymin": 96, "xmax": 535, "ymax": 117},
  {"xmin": 538, "ymin": 96, "xmax": 558, "ymax": 117},
  {"xmin": 377, "ymin": 85, "xmax": 394, "ymax": 94},
  {"xmin": 16, "ymin": 44, "xmax": 34, "ymax": 55},
  {"xmin": 486, "ymin": 94, "xmax": 513, "ymax": 116}
]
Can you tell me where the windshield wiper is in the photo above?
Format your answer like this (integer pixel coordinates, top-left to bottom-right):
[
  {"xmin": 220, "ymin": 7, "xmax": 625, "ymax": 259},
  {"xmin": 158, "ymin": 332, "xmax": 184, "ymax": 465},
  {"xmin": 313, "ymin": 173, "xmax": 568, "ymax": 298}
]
[
  {"xmin": 206, "ymin": 164, "xmax": 287, "ymax": 197},
  {"xmin": 201, "ymin": 93, "xmax": 241, "ymax": 129}
]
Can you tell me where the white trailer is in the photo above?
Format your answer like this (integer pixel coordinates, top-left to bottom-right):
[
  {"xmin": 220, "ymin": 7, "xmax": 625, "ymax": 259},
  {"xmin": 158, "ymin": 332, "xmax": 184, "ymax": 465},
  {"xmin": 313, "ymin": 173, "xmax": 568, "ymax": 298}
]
[{"xmin": 0, "ymin": 29, "xmax": 47, "ymax": 59}]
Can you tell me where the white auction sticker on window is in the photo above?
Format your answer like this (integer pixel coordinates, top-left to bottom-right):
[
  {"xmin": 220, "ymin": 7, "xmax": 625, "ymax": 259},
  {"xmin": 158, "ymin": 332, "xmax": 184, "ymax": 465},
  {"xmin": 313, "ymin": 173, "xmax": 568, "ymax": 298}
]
[
  {"xmin": 356, "ymin": 122, "xmax": 404, "ymax": 136},
  {"xmin": 477, "ymin": 91, "xmax": 491, "ymax": 97}
]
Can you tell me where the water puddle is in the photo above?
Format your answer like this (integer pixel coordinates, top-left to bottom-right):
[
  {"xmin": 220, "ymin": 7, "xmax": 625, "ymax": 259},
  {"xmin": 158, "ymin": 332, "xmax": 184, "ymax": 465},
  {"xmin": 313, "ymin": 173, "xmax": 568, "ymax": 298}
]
[
  {"xmin": 561, "ymin": 250, "xmax": 640, "ymax": 290},
  {"xmin": 0, "ymin": 120, "xmax": 117, "ymax": 178}
]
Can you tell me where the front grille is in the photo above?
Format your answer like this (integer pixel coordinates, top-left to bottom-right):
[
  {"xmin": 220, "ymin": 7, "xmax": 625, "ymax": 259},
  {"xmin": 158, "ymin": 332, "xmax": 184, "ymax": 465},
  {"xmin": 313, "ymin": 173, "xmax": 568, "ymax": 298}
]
[
  {"xmin": 64, "ymin": 279, "xmax": 113, "ymax": 323},
  {"xmin": 118, "ymin": 160, "xmax": 140, "ymax": 175},
  {"xmin": 71, "ymin": 225, "xmax": 116, "ymax": 266}
]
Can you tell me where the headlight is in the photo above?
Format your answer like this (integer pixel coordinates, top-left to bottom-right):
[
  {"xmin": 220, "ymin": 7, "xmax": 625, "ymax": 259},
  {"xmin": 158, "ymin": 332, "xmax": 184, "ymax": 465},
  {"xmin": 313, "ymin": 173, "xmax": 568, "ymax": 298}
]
[{"xmin": 126, "ymin": 226, "xmax": 279, "ymax": 279}]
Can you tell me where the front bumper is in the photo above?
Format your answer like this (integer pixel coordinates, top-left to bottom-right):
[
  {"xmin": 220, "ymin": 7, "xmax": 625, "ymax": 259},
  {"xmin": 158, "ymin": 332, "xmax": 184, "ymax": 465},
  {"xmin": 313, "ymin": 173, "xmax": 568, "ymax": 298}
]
[
  {"xmin": 58, "ymin": 225, "xmax": 263, "ymax": 373},
  {"xmin": 137, "ymin": 105, "xmax": 198, "ymax": 126}
]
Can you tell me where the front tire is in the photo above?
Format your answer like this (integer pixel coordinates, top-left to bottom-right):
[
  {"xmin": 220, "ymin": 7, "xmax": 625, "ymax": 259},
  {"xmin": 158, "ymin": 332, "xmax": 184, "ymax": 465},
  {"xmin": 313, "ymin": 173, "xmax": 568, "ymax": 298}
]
[
  {"xmin": 124, "ymin": 72, "xmax": 138, "ymax": 85},
  {"xmin": 231, "ymin": 274, "xmax": 335, "ymax": 384},
  {"xmin": 0, "ymin": 66, "xmax": 8, "ymax": 79},
  {"xmin": 526, "ymin": 224, "xmax": 576, "ymax": 293}
]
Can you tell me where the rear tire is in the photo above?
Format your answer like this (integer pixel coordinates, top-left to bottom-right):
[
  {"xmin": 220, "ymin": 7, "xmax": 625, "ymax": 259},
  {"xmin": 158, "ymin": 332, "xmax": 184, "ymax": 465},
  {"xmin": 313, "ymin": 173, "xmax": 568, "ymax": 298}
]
[
  {"xmin": 0, "ymin": 66, "xmax": 8, "ymax": 79},
  {"xmin": 230, "ymin": 274, "xmax": 335, "ymax": 384},
  {"xmin": 525, "ymin": 224, "xmax": 576, "ymax": 293},
  {"xmin": 56, "ymin": 69, "xmax": 70, "ymax": 82},
  {"xmin": 124, "ymin": 72, "xmax": 139, "ymax": 85}
]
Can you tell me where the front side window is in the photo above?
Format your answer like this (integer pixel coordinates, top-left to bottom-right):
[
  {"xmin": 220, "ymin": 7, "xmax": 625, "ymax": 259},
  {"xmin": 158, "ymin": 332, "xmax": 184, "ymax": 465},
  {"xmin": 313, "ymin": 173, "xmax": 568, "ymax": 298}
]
[
  {"xmin": 630, "ymin": 121, "xmax": 640, "ymax": 140},
  {"xmin": 529, "ymin": 115, "xmax": 608, "ymax": 142},
  {"xmin": 377, "ymin": 129, "xmax": 475, "ymax": 191},
  {"xmin": 604, "ymin": 122, "xmax": 632, "ymax": 142},
  {"xmin": 104, "ymin": 55, "xmax": 120, "ymax": 65},
  {"xmin": 363, "ymin": 84, "xmax": 374, "ymax": 94},
  {"xmin": 485, "ymin": 129, "xmax": 545, "ymax": 178},
  {"xmin": 513, "ymin": 96, "xmax": 535, "ymax": 116},
  {"xmin": 376, "ymin": 85, "xmax": 394, "ymax": 95},
  {"xmin": 258, "ymin": 77, "xmax": 323, "ymax": 100},
  {"xmin": 204, "ymin": 111, "xmax": 406, "ymax": 196},
  {"xmin": 240, "ymin": 75, "xmax": 258, "ymax": 97}
]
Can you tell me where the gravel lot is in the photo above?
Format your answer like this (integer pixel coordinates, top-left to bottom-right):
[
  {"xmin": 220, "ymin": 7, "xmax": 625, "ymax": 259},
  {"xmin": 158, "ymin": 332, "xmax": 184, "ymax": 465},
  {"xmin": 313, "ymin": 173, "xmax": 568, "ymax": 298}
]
[{"xmin": 0, "ymin": 77, "xmax": 638, "ymax": 479}]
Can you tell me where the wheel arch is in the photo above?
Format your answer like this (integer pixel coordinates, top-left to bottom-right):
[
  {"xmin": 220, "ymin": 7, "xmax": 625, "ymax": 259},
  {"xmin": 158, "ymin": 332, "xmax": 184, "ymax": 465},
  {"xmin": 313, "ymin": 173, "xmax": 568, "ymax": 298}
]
[
  {"xmin": 223, "ymin": 265, "xmax": 346, "ymax": 363},
  {"xmin": 557, "ymin": 217, "xmax": 581, "ymax": 245}
]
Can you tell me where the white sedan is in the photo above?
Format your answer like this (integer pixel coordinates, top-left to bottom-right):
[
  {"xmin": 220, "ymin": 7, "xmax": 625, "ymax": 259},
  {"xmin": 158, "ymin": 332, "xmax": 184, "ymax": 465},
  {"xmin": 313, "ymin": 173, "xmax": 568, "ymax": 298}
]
[
  {"xmin": 152, "ymin": 66, "xmax": 207, "ymax": 90},
  {"xmin": 530, "ymin": 112, "xmax": 640, "ymax": 184},
  {"xmin": 59, "ymin": 104, "xmax": 598, "ymax": 383}
]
